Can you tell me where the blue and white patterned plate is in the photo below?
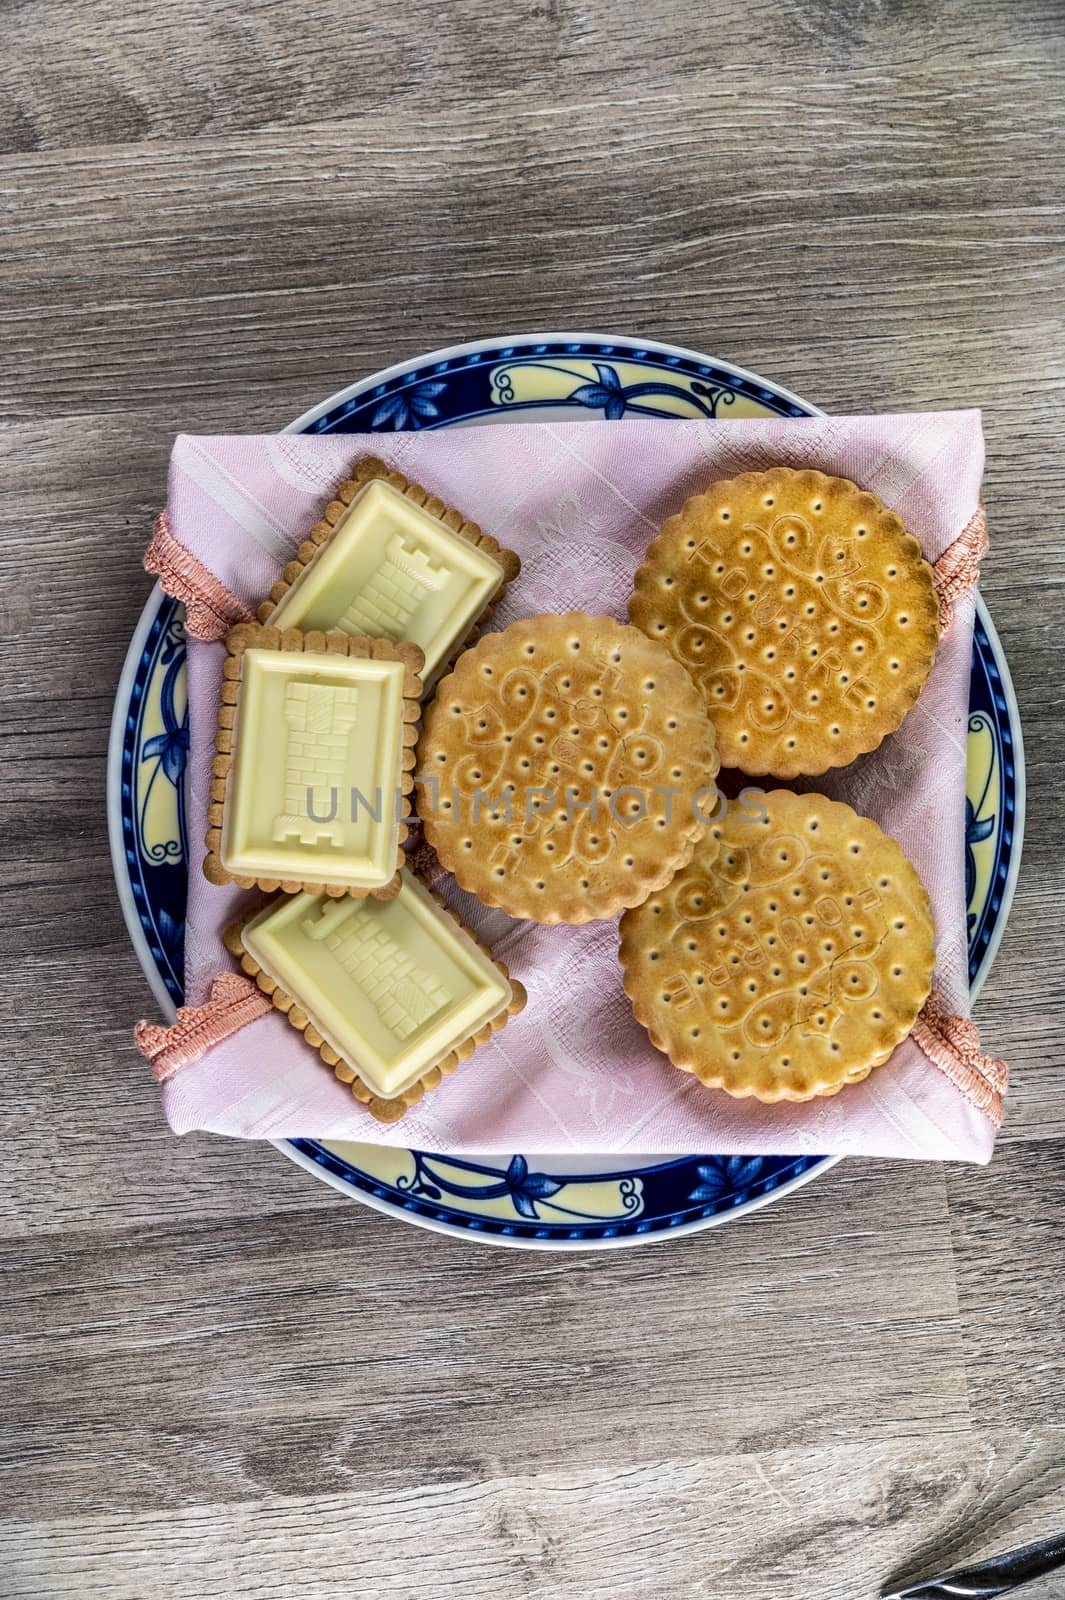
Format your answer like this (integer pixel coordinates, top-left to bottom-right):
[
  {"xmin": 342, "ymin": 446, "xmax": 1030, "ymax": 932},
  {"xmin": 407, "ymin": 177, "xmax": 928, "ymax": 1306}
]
[{"xmin": 108, "ymin": 333, "xmax": 1024, "ymax": 1249}]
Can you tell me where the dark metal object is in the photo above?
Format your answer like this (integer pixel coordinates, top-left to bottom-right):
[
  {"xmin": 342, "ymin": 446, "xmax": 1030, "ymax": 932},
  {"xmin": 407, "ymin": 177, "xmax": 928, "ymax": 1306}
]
[{"xmin": 884, "ymin": 1531, "xmax": 1065, "ymax": 1598}]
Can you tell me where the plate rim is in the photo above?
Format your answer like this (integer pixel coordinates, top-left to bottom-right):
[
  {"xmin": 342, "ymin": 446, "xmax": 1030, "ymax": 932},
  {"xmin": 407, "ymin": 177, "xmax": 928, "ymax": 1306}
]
[
  {"xmin": 106, "ymin": 329, "xmax": 1024, "ymax": 1250},
  {"xmin": 967, "ymin": 594, "xmax": 1025, "ymax": 1000},
  {"xmin": 277, "ymin": 1140, "xmax": 841, "ymax": 1251},
  {"xmin": 107, "ymin": 579, "xmax": 181, "ymax": 1021},
  {"xmin": 284, "ymin": 329, "xmax": 818, "ymax": 435}
]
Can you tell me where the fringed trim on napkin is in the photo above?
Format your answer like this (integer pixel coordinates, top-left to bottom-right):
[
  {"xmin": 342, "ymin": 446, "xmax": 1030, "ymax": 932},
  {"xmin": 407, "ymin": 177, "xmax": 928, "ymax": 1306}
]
[
  {"xmin": 913, "ymin": 989, "xmax": 1008, "ymax": 1128},
  {"xmin": 135, "ymin": 971, "xmax": 271, "ymax": 1083},
  {"xmin": 145, "ymin": 511, "xmax": 255, "ymax": 641},
  {"xmin": 933, "ymin": 501, "xmax": 988, "ymax": 631}
]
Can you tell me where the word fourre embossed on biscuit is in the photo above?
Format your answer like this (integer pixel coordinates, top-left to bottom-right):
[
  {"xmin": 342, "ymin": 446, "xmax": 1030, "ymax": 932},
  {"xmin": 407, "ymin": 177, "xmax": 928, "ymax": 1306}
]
[
  {"xmin": 629, "ymin": 466, "xmax": 940, "ymax": 777},
  {"xmin": 417, "ymin": 612, "xmax": 720, "ymax": 924},
  {"xmin": 619, "ymin": 790, "xmax": 936, "ymax": 1103}
]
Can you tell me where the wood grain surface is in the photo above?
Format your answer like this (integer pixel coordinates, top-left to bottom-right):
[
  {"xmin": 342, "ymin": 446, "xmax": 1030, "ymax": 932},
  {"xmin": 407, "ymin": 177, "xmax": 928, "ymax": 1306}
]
[{"xmin": 2, "ymin": 0, "xmax": 1063, "ymax": 1595}]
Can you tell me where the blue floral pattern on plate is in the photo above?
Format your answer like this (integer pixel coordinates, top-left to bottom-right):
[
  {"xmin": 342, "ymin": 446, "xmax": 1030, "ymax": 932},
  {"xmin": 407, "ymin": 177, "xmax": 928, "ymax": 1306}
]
[
  {"xmin": 369, "ymin": 380, "xmax": 449, "ymax": 431},
  {"xmin": 303, "ymin": 339, "xmax": 812, "ymax": 436},
  {"xmin": 117, "ymin": 603, "xmax": 189, "ymax": 1003},
  {"xmin": 110, "ymin": 335, "xmax": 1024, "ymax": 1248}
]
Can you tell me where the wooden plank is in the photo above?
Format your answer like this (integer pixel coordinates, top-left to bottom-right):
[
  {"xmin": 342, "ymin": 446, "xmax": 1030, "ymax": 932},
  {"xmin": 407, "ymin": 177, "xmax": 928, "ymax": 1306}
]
[
  {"xmin": 4, "ymin": 1432, "xmax": 1065, "ymax": 1600},
  {"xmin": 0, "ymin": 1161, "xmax": 967, "ymax": 1515},
  {"xmin": 948, "ymin": 1141, "xmax": 1065, "ymax": 1427},
  {"xmin": 2, "ymin": 0, "xmax": 1063, "ymax": 155}
]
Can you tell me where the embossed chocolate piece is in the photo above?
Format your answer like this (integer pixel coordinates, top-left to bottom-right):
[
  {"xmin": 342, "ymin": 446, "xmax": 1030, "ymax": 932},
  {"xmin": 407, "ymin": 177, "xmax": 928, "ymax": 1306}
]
[
  {"xmin": 226, "ymin": 870, "xmax": 526, "ymax": 1121},
  {"xmin": 204, "ymin": 623, "xmax": 423, "ymax": 898},
  {"xmin": 262, "ymin": 456, "xmax": 520, "ymax": 691}
]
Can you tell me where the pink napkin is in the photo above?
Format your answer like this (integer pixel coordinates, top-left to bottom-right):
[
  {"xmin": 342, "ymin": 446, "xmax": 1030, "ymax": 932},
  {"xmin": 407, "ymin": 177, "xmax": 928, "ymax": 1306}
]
[{"xmin": 144, "ymin": 413, "xmax": 1006, "ymax": 1161}]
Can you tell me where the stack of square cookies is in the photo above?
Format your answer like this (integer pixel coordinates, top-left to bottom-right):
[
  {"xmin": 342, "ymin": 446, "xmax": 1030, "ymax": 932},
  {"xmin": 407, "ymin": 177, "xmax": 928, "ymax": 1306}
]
[{"xmin": 207, "ymin": 456, "xmax": 526, "ymax": 1122}]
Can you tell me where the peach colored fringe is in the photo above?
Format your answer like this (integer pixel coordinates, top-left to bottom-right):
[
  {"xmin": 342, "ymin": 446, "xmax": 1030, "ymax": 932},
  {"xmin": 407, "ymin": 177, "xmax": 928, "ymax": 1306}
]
[
  {"xmin": 913, "ymin": 989, "xmax": 1008, "ymax": 1129},
  {"xmin": 136, "ymin": 973, "xmax": 1007, "ymax": 1134},
  {"xmin": 135, "ymin": 971, "xmax": 271, "ymax": 1083},
  {"xmin": 933, "ymin": 501, "xmax": 988, "ymax": 631},
  {"xmin": 145, "ymin": 510, "xmax": 254, "ymax": 642}
]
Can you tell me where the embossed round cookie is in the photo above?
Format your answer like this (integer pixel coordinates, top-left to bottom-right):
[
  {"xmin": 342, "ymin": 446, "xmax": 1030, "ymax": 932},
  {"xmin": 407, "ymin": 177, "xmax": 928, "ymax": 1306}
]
[
  {"xmin": 619, "ymin": 789, "xmax": 935, "ymax": 1102},
  {"xmin": 628, "ymin": 468, "xmax": 940, "ymax": 777},
  {"xmin": 417, "ymin": 612, "xmax": 719, "ymax": 924}
]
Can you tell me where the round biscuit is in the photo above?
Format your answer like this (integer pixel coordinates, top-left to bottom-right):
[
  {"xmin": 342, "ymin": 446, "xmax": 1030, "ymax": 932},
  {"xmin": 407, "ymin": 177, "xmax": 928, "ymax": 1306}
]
[
  {"xmin": 417, "ymin": 612, "xmax": 719, "ymax": 924},
  {"xmin": 628, "ymin": 467, "xmax": 940, "ymax": 777},
  {"xmin": 619, "ymin": 789, "xmax": 936, "ymax": 1101}
]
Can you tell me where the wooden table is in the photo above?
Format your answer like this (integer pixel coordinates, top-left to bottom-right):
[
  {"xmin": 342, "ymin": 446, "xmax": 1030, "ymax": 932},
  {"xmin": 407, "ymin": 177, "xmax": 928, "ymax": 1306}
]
[{"xmin": 3, "ymin": 2, "xmax": 1063, "ymax": 1595}]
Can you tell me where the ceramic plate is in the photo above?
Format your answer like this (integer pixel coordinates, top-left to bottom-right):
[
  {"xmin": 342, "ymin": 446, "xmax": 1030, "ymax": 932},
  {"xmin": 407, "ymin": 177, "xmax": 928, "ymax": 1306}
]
[{"xmin": 108, "ymin": 333, "xmax": 1024, "ymax": 1249}]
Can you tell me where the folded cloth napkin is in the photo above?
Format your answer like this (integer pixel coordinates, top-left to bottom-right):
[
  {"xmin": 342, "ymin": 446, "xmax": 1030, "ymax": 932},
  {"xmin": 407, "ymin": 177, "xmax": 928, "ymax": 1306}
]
[{"xmin": 136, "ymin": 413, "xmax": 1007, "ymax": 1161}]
